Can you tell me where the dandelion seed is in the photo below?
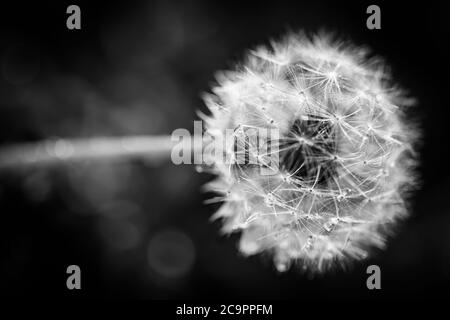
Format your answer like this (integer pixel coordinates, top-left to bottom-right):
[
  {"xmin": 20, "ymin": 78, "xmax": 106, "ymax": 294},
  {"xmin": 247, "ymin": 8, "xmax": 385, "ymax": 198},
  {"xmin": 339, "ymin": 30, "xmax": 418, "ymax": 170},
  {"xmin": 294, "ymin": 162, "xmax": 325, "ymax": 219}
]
[{"xmin": 202, "ymin": 32, "xmax": 419, "ymax": 273}]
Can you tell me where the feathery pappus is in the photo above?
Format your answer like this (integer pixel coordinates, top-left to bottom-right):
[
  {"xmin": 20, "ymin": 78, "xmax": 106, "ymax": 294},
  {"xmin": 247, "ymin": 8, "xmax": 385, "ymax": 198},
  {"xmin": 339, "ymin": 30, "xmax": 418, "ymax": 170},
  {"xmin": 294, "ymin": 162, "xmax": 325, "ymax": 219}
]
[{"xmin": 201, "ymin": 32, "xmax": 419, "ymax": 273}]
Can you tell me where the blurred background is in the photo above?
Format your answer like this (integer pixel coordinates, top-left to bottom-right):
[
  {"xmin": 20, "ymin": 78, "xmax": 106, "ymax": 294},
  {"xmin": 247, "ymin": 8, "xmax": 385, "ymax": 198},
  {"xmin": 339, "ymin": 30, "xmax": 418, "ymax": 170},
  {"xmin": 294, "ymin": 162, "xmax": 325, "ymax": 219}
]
[{"xmin": 0, "ymin": 0, "xmax": 449, "ymax": 299}]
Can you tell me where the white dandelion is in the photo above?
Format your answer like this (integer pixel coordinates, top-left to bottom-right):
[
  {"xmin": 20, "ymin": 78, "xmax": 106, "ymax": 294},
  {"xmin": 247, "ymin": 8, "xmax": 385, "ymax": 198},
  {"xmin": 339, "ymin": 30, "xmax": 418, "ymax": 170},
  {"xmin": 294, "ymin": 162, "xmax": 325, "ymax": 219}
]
[
  {"xmin": 201, "ymin": 32, "xmax": 419, "ymax": 272},
  {"xmin": 0, "ymin": 31, "xmax": 420, "ymax": 274}
]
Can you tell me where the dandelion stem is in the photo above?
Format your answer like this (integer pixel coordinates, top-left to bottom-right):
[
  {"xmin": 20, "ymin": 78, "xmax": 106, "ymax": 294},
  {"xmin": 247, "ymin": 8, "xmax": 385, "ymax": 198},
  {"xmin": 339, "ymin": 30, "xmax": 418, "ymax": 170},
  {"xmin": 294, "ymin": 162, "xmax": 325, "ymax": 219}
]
[{"xmin": 0, "ymin": 135, "xmax": 200, "ymax": 169}]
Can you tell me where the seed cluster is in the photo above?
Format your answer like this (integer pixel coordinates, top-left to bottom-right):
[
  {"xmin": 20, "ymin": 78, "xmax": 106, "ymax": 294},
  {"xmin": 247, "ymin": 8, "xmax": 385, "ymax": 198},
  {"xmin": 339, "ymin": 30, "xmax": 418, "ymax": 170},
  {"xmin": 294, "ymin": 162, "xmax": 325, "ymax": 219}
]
[{"xmin": 201, "ymin": 32, "xmax": 418, "ymax": 272}]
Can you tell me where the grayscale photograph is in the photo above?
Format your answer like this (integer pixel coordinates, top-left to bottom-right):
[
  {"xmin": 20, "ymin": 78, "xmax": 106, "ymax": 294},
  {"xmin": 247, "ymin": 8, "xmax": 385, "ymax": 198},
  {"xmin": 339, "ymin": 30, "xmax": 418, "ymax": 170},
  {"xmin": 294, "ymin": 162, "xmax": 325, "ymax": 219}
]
[{"xmin": 0, "ymin": 0, "xmax": 448, "ymax": 310}]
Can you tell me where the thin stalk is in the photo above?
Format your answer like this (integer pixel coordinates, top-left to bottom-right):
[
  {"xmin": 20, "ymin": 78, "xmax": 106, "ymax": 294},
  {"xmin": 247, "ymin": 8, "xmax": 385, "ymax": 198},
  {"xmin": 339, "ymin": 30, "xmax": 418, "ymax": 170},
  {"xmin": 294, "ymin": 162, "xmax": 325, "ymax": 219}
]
[{"xmin": 0, "ymin": 135, "xmax": 201, "ymax": 169}]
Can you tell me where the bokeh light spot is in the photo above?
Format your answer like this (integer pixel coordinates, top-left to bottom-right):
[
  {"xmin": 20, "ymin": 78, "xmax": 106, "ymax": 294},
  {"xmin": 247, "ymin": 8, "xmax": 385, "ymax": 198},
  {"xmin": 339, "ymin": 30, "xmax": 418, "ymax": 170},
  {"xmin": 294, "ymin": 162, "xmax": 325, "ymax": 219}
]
[{"xmin": 147, "ymin": 228, "xmax": 195, "ymax": 279}]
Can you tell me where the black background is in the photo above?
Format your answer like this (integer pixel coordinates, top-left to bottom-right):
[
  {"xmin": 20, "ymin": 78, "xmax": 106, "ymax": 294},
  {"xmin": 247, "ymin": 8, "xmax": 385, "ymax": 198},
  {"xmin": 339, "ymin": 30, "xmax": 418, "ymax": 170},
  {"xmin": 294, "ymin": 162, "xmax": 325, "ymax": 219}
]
[{"xmin": 0, "ymin": 0, "xmax": 449, "ymax": 300}]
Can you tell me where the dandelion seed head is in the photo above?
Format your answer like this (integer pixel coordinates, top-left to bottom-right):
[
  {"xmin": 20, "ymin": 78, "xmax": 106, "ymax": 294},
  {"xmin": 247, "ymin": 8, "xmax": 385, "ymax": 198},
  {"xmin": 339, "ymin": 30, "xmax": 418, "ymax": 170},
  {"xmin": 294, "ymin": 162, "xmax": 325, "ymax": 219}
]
[{"xmin": 201, "ymin": 32, "xmax": 419, "ymax": 273}]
